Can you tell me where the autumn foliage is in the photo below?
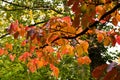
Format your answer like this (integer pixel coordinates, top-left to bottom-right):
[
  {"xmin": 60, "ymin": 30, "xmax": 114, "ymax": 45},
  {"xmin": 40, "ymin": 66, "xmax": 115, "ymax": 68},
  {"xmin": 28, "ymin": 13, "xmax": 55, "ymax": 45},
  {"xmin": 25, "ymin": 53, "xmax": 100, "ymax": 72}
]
[{"xmin": 1, "ymin": 0, "xmax": 120, "ymax": 79}]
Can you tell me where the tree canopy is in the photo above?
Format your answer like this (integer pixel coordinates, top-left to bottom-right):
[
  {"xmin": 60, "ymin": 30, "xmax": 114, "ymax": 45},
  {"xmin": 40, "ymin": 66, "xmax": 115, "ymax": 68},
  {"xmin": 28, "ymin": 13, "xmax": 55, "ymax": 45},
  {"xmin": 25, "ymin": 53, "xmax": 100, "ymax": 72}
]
[{"xmin": 0, "ymin": 0, "xmax": 120, "ymax": 80}]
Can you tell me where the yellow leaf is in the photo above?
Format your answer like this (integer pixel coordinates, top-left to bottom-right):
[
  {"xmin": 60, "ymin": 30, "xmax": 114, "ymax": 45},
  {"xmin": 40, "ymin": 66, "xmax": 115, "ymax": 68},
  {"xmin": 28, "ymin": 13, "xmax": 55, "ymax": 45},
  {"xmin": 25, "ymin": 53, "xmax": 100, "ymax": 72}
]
[
  {"xmin": 75, "ymin": 44, "xmax": 84, "ymax": 57},
  {"xmin": 60, "ymin": 44, "xmax": 74, "ymax": 56},
  {"xmin": 82, "ymin": 41, "xmax": 89, "ymax": 53},
  {"xmin": 29, "ymin": 10, "xmax": 33, "ymax": 20},
  {"xmin": 104, "ymin": 36, "xmax": 111, "ymax": 46}
]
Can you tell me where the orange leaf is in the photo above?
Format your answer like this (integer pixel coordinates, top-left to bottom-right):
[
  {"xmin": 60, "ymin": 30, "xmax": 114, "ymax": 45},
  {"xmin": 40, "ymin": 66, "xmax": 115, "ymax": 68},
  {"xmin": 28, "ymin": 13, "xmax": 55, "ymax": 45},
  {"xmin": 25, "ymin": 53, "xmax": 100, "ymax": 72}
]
[
  {"xmin": 97, "ymin": 33, "xmax": 104, "ymax": 42},
  {"xmin": 75, "ymin": 41, "xmax": 89, "ymax": 56},
  {"xmin": 61, "ymin": 44, "xmax": 74, "ymax": 55},
  {"xmin": 5, "ymin": 43, "xmax": 13, "ymax": 51},
  {"xmin": 77, "ymin": 56, "xmax": 91, "ymax": 65},
  {"xmin": 55, "ymin": 39, "xmax": 68, "ymax": 45},
  {"xmin": 50, "ymin": 64, "xmax": 59, "ymax": 78},
  {"xmin": 44, "ymin": 46, "xmax": 54, "ymax": 53},
  {"xmin": 82, "ymin": 41, "xmax": 89, "ymax": 53},
  {"xmin": 19, "ymin": 24, "xmax": 26, "ymax": 37},
  {"xmin": 36, "ymin": 51, "xmax": 43, "ymax": 59},
  {"xmin": 46, "ymin": 33, "xmax": 59, "ymax": 45},
  {"xmin": 75, "ymin": 44, "xmax": 84, "ymax": 57},
  {"xmin": 30, "ymin": 46, "xmax": 36, "ymax": 53},
  {"xmin": 62, "ymin": 16, "xmax": 71, "ymax": 27},
  {"xmin": 96, "ymin": 5, "xmax": 105, "ymax": 15},
  {"xmin": 104, "ymin": 36, "xmax": 111, "ymax": 46}
]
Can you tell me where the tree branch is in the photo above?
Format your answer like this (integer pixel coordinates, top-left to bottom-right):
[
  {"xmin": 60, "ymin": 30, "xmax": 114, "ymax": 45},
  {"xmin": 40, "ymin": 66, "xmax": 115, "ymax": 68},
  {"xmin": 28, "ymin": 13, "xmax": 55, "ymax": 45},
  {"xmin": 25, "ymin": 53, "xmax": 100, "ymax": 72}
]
[
  {"xmin": 1, "ymin": 0, "xmax": 64, "ymax": 14},
  {"xmin": 72, "ymin": 3, "xmax": 120, "ymax": 38},
  {"xmin": 40, "ymin": 3, "xmax": 120, "ymax": 48}
]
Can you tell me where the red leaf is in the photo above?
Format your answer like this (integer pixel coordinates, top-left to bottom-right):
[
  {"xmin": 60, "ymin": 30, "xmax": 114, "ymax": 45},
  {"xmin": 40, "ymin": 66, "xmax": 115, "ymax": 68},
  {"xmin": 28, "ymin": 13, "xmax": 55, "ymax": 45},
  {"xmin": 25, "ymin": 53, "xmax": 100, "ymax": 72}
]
[
  {"xmin": 67, "ymin": 0, "xmax": 75, "ymax": 6},
  {"xmin": 116, "ymin": 36, "xmax": 120, "ymax": 45},
  {"xmin": 30, "ymin": 46, "xmax": 36, "ymax": 53},
  {"xmin": 0, "ymin": 48, "xmax": 4, "ymax": 56},
  {"xmin": 72, "ymin": 1, "xmax": 80, "ymax": 14},
  {"xmin": 21, "ymin": 40, "xmax": 27, "ymax": 46},
  {"xmin": 9, "ymin": 54, "xmax": 16, "ymax": 62},
  {"xmin": 92, "ymin": 64, "xmax": 108, "ymax": 79},
  {"xmin": 72, "ymin": 14, "xmax": 80, "ymax": 27},
  {"xmin": 14, "ymin": 32, "xmax": 19, "ymax": 39},
  {"xmin": 103, "ymin": 68, "xmax": 118, "ymax": 80},
  {"xmin": 62, "ymin": 16, "xmax": 71, "ymax": 27},
  {"xmin": 19, "ymin": 52, "xmax": 32, "ymax": 62},
  {"xmin": 8, "ymin": 20, "xmax": 19, "ymax": 34}
]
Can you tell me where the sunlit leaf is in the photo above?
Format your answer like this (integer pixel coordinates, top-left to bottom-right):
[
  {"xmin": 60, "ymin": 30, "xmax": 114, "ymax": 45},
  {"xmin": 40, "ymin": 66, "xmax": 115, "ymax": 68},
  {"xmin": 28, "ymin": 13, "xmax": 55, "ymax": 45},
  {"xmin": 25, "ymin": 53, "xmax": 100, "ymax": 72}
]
[
  {"xmin": 97, "ymin": 33, "xmax": 104, "ymax": 43},
  {"xmin": 77, "ymin": 56, "xmax": 91, "ymax": 65}
]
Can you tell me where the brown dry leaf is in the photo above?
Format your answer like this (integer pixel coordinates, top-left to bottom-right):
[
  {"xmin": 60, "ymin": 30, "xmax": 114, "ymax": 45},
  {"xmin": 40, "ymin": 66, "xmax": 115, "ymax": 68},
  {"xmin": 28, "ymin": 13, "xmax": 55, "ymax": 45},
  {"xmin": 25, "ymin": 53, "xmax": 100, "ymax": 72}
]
[{"xmin": 112, "ymin": 17, "xmax": 118, "ymax": 26}]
